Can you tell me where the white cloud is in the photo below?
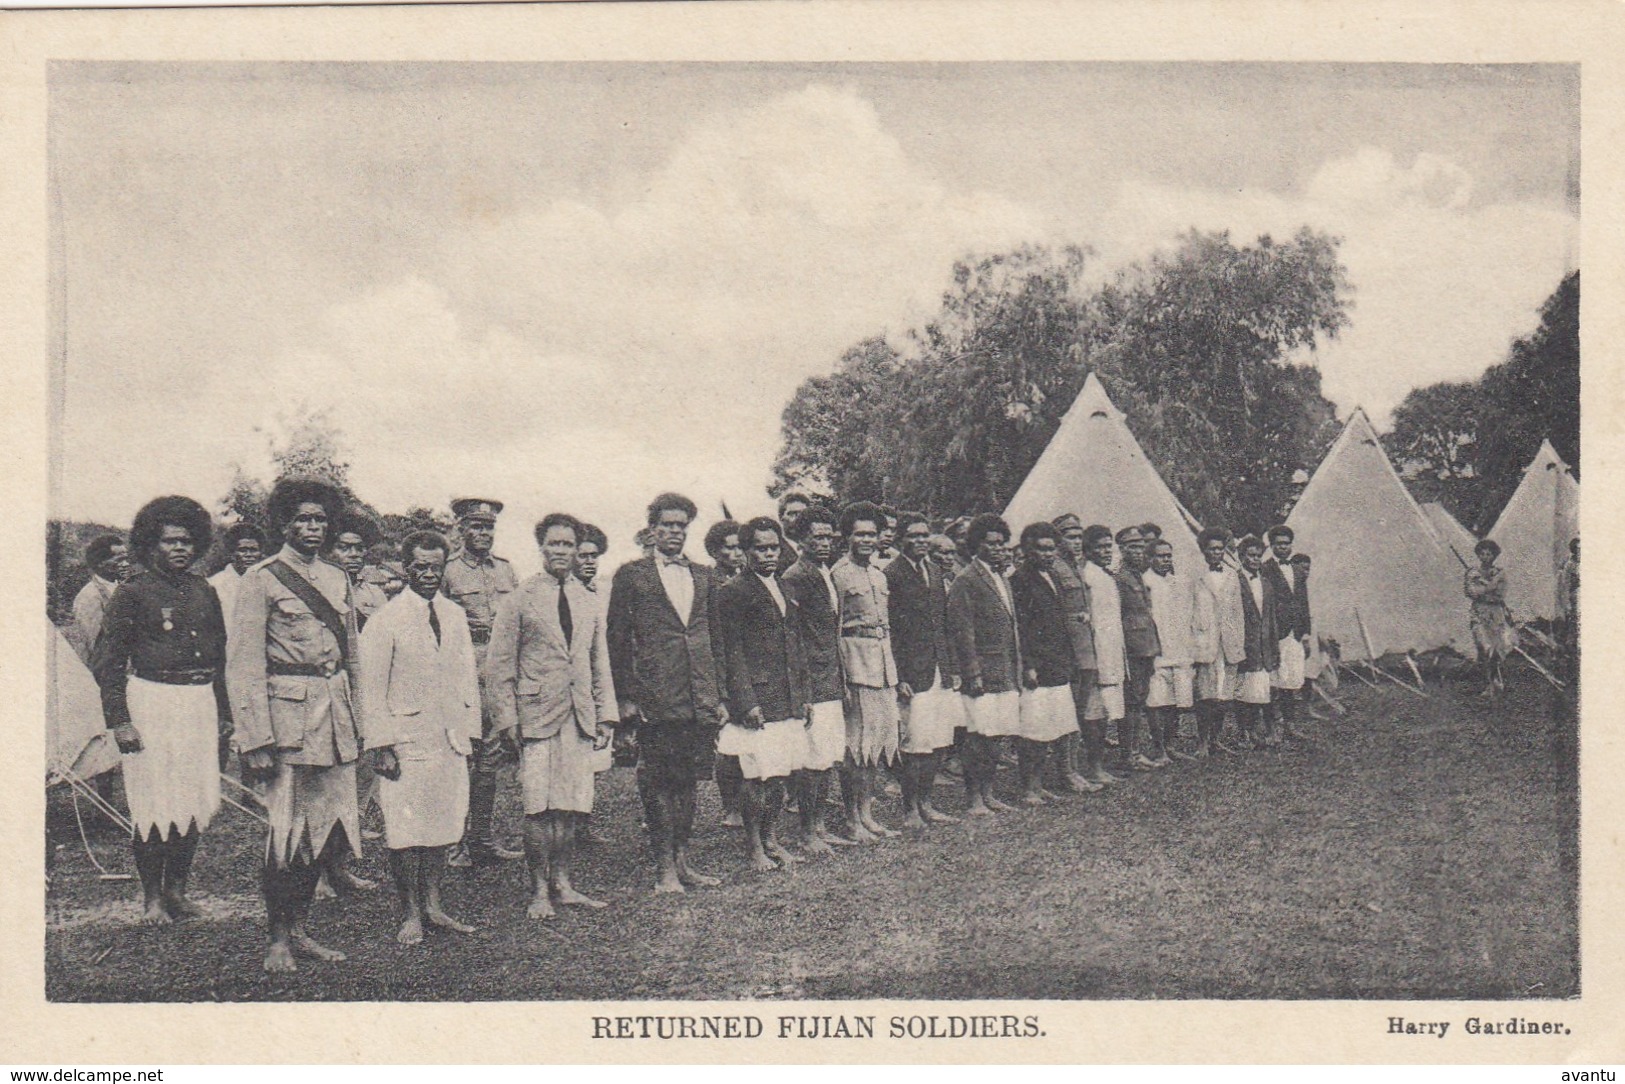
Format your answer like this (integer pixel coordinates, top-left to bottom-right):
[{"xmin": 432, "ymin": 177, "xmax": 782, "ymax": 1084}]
[{"xmin": 1097, "ymin": 146, "xmax": 1576, "ymax": 424}]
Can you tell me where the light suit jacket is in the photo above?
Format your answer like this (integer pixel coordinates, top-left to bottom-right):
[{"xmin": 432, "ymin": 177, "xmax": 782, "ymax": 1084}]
[
  {"xmin": 357, "ymin": 589, "xmax": 480, "ymax": 758},
  {"xmin": 486, "ymin": 573, "xmax": 618, "ymax": 741},
  {"xmin": 1191, "ymin": 565, "xmax": 1246, "ymax": 666}
]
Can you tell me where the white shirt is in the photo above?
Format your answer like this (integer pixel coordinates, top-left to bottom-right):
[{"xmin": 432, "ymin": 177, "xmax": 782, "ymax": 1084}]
[
  {"xmin": 208, "ymin": 566, "xmax": 246, "ymax": 633},
  {"xmin": 978, "ymin": 558, "xmax": 1014, "ymax": 614},
  {"xmin": 657, "ymin": 555, "xmax": 695, "ymax": 625},
  {"xmin": 758, "ymin": 572, "xmax": 786, "ymax": 616},
  {"xmin": 1245, "ymin": 570, "xmax": 1265, "ymax": 610}
]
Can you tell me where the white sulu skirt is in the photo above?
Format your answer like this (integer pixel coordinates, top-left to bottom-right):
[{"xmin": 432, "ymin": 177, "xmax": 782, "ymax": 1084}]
[
  {"xmin": 1018, "ymin": 683, "xmax": 1078, "ymax": 742},
  {"xmin": 1271, "ymin": 636, "xmax": 1307, "ymax": 690},
  {"xmin": 900, "ymin": 675, "xmax": 964, "ymax": 754},
  {"xmin": 963, "ymin": 688, "xmax": 1022, "ymax": 737},
  {"xmin": 122, "ymin": 677, "xmax": 221, "ymax": 840},
  {"xmin": 716, "ymin": 716, "xmax": 807, "ymax": 780},
  {"xmin": 378, "ymin": 735, "xmax": 468, "ymax": 849},
  {"xmin": 802, "ymin": 700, "xmax": 846, "ymax": 771},
  {"xmin": 1082, "ymin": 682, "xmax": 1126, "ymax": 723},
  {"xmin": 1146, "ymin": 664, "xmax": 1196, "ymax": 709},
  {"xmin": 1237, "ymin": 669, "xmax": 1274, "ymax": 705}
]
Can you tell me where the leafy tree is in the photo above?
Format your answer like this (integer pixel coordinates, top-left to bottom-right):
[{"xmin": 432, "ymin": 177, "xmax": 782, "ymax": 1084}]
[
  {"xmin": 1385, "ymin": 381, "xmax": 1481, "ymax": 481},
  {"xmin": 771, "ymin": 336, "xmax": 902, "ymax": 503}
]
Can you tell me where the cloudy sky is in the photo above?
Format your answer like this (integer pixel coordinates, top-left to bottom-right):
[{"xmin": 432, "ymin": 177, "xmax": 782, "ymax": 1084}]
[{"xmin": 50, "ymin": 62, "xmax": 1577, "ymax": 572}]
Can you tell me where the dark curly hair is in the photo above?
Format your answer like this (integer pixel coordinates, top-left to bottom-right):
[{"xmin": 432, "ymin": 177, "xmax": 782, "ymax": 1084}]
[
  {"xmin": 223, "ymin": 522, "xmax": 266, "ymax": 550},
  {"xmin": 1019, "ymin": 520, "xmax": 1060, "ymax": 551},
  {"xmin": 535, "ymin": 512, "xmax": 583, "ymax": 546},
  {"xmin": 1197, "ymin": 527, "xmax": 1230, "ymax": 549},
  {"xmin": 332, "ymin": 510, "xmax": 380, "ymax": 548},
  {"xmin": 965, "ymin": 513, "xmax": 1011, "ymax": 554},
  {"xmin": 703, "ymin": 519, "xmax": 742, "ymax": 559},
  {"xmin": 838, "ymin": 501, "xmax": 885, "ymax": 538},
  {"xmin": 789, "ymin": 502, "xmax": 837, "ymax": 542},
  {"xmin": 400, "ymin": 530, "xmax": 450, "ymax": 563},
  {"xmin": 578, "ymin": 522, "xmax": 608, "ymax": 555},
  {"xmin": 130, "ymin": 496, "xmax": 213, "ymax": 561},
  {"xmin": 266, "ymin": 477, "xmax": 346, "ymax": 544},
  {"xmin": 646, "ymin": 492, "xmax": 698, "ymax": 526},
  {"xmin": 84, "ymin": 534, "xmax": 125, "ymax": 569}
]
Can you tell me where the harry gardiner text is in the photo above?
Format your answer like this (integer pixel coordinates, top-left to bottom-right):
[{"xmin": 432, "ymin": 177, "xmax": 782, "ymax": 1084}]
[{"xmin": 591, "ymin": 1014, "xmax": 1045, "ymax": 1040}]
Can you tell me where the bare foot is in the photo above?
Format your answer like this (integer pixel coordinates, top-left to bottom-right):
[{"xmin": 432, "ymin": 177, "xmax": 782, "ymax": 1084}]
[
  {"xmin": 749, "ymin": 851, "xmax": 778, "ymax": 872},
  {"xmin": 901, "ymin": 810, "xmax": 927, "ymax": 829},
  {"xmin": 845, "ymin": 820, "xmax": 878, "ymax": 843},
  {"xmin": 817, "ymin": 828, "xmax": 858, "ymax": 847},
  {"xmin": 1022, "ymin": 791, "xmax": 1048, "ymax": 806},
  {"xmin": 802, "ymin": 835, "xmax": 835, "ymax": 857},
  {"xmin": 721, "ymin": 812, "xmax": 744, "ymax": 828},
  {"xmin": 861, "ymin": 815, "xmax": 899, "ymax": 839},
  {"xmin": 965, "ymin": 800, "xmax": 994, "ymax": 817},
  {"xmin": 162, "ymin": 893, "xmax": 205, "ymax": 921},
  {"xmin": 140, "ymin": 899, "xmax": 172, "ymax": 926},
  {"xmin": 396, "ymin": 916, "xmax": 424, "ymax": 945},
  {"xmin": 264, "ymin": 940, "xmax": 297, "ymax": 973},
  {"xmin": 986, "ymin": 795, "xmax": 1015, "ymax": 813},
  {"xmin": 653, "ymin": 871, "xmax": 686, "ymax": 895},
  {"xmin": 290, "ymin": 928, "xmax": 346, "ymax": 962},
  {"xmin": 765, "ymin": 843, "xmax": 799, "ymax": 865},
  {"xmin": 526, "ymin": 894, "xmax": 557, "ymax": 919},
  {"xmin": 426, "ymin": 909, "xmax": 477, "ymax": 932},
  {"xmin": 678, "ymin": 865, "xmax": 722, "ymax": 888},
  {"xmin": 333, "ymin": 869, "xmax": 378, "ymax": 892},
  {"xmin": 921, "ymin": 804, "xmax": 961, "ymax": 824},
  {"xmin": 313, "ymin": 873, "xmax": 338, "ymax": 901},
  {"xmin": 551, "ymin": 887, "xmax": 607, "ymax": 909}
]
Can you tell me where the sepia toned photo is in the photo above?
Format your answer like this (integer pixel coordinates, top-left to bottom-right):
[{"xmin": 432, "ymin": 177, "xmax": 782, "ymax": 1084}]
[
  {"xmin": 5, "ymin": 0, "xmax": 1621, "ymax": 1065},
  {"xmin": 39, "ymin": 56, "xmax": 1582, "ymax": 1006}
]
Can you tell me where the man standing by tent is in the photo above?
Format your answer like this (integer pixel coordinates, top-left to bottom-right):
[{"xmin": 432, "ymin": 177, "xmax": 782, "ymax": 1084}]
[
  {"xmin": 887, "ymin": 510, "xmax": 963, "ymax": 828},
  {"xmin": 1143, "ymin": 537, "xmax": 1196, "ymax": 763},
  {"xmin": 1191, "ymin": 528, "xmax": 1245, "ymax": 757},
  {"xmin": 947, "ymin": 513, "xmax": 1021, "ymax": 816},
  {"xmin": 1077, "ymin": 525, "xmax": 1127, "ymax": 779},
  {"xmin": 1115, "ymin": 526, "xmax": 1161, "ymax": 773},
  {"xmin": 440, "ymin": 497, "xmax": 523, "ymax": 869},
  {"xmin": 69, "ymin": 534, "xmax": 130, "ymax": 665},
  {"xmin": 1262, "ymin": 525, "xmax": 1312, "ymax": 741},
  {"xmin": 1235, "ymin": 535, "xmax": 1280, "ymax": 748},
  {"xmin": 832, "ymin": 501, "xmax": 902, "ymax": 840}
]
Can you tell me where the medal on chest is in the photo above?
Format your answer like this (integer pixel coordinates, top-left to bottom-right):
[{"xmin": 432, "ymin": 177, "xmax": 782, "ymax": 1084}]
[{"xmin": 160, "ymin": 606, "xmax": 175, "ymax": 632}]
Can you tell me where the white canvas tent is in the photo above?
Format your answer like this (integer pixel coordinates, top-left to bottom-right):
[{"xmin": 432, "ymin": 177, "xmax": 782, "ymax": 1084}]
[
  {"xmin": 1286, "ymin": 410, "xmax": 1471, "ymax": 659},
  {"xmin": 1420, "ymin": 502, "xmax": 1478, "ymax": 563},
  {"xmin": 1489, "ymin": 439, "xmax": 1579, "ymax": 622},
  {"xmin": 1003, "ymin": 372, "xmax": 1203, "ymax": 574},
  {"xmin": 48, "ymin": 625, "xmax": 120, "ymax": 783}
]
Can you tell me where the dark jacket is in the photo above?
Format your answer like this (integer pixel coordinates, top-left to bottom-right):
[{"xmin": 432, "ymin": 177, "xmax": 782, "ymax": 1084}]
[
  {"xmin": 93, "ymin": 569, "xmax": 231, "ymax": 728},
  {"xmin": 1116, "ymin": 565, "xmax": 1162, "ymax": 659},
  {"xmin": 1262, "ymin": 555, "xmax": 1312, "ymax": 640},
  {"xmin": 1010, "ymin": 564, "xmax": 1075, "ymax": 688},
  {"xmin": 1051, "ymin": 555, "xmax": 1097, "ymax": 672},
  {"xmin": 718, "ymin": 572, "xmax": 807, "ymax": 723},
  {"xmin": 1237, "ymin": 568, "xmax": 1281, "ymax": 675},
  {"xmin": 605, "ymin": 556, "xmax": 726, "ymax": 726},
  {"xmin": 885, "ymin": 554, "xmax": 958, "ymax": 692},
  {"xmin": 946, "ymin": 560, "xmax": 1021, "ymax": 694},
  {"xmin": 780, "ymin": 555, "xmax": 845, "ymax": 704}
]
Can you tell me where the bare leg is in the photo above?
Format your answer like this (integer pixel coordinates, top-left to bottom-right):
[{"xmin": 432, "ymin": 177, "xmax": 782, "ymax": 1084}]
[
  {"xmin": 550, "ymin": 813, "xmax": 606, "ymax": 907},
  {"xmin": 388, "ymin": 847, "xmax": 424, "ymax": 944},
  {"xmin": 423, "ymin": 846, "xmax": 476, "ymax": 931},
  {"xmin": 638, "ymin": 762, "xmax": 684, "ymax": 894},
  {"xmin": 262, "ymin": 861, "xmax": 297, "ymax": 972},
  {"xmin": 522, "ymin": 813, "xmax": 555, "ymax": 918},
  {"xmin": 898, "ymin": 754, "xmax": 925, "ymax": 828},
  {"xmin": 1018, "ymin": 739, "xmax": 1047, "ymax": 805},
  {"xmin": 717, "ymin": 754, "xmax": 744, "ymax": 828},
  {"xmin": 741, "ymin": 778, "xmax": 775, "ymax": 870},
  {"xmin": 793, "ymin": 771, "xmax": 835, "ymax": 855},
  {"xmin": 761, "ymin": 778, "xmax": 798, "ymax": 866},
  {"xmin": 983, "ymin": 739, "xmax": 1016, "ymax": 811},
  {"xmin": 859, "ymin": 764, "xmax": 898, "ymax": 837},
  {"xmin": 918, "ymin": 750, "xmax": 960, "ymax": 822},
  {"xmin": 840, "ymin": 760, "xmax": 876, "ymax": 841},
  {"xmin": 161, "ymin": 826, "xmax": 205, "ymax": 919},
  {"xmin": 674, "ymin": 781, "xmax": 721, "ymax": 887},
  {"xmin": 963, "ymin": 737, "xmax": 992, "ymax": 816},
  {"xmin": 133, "ymin": 830, "xmax": 170, "ymax": 926},
  {"xmin": 289, "ymin": 836, "xmax": 348, "ymax": 962}
]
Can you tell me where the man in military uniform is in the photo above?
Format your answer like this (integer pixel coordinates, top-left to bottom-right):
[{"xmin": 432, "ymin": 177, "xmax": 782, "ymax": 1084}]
[
  {"xmin": 440, "ymin": 498, "xmax": 523, "ymax": 867},
  {"xmin": 227, "ymin": 478, "xmax": 363, "ymax": 973}
]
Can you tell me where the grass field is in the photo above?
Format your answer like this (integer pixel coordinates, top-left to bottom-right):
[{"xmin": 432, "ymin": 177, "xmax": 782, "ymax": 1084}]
[{"xmin": 45, "ymin": 666, "xmax": 1578, "ymax": 1002}]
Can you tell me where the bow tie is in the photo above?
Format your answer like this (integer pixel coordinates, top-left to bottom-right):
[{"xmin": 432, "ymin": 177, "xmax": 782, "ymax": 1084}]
[{"xmin": 661, "ymin": 555, "xmax": 689, "ymax": 568}]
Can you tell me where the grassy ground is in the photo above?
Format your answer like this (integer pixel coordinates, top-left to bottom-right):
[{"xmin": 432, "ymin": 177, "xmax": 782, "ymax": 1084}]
[{"xmin": 45, "ymin": 665, "xmax": 1577, "ymax": 1001}]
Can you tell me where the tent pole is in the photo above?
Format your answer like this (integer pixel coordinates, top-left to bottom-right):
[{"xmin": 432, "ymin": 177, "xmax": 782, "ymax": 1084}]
[
  {"xmin": 1513, "ymin": 645, "xmax": 1564, "ymax": 690},
  {"xmin": 220, "ymin": 789, "xmax": 270, "ymax": 826}
]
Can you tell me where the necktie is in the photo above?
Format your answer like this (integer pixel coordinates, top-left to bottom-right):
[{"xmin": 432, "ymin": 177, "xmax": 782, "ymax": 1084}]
[
  {"xmin": 428, "ymin": 598, "xmax": 442, "ymax": 646},
  {"xmin": 558, "ymin": 582, "xmax": 573, "ymax": 648}
]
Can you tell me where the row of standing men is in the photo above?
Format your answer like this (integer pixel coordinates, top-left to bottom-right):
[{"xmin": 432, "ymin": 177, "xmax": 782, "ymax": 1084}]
[{"xmin": 85, "ymin": 481, "xmax": 1313, "ymax": 969}]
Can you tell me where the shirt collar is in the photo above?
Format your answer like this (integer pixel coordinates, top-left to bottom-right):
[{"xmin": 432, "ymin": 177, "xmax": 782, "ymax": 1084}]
[{"xmin": 659, "ymin": 553, "xmax": 689, "ymax": 568}]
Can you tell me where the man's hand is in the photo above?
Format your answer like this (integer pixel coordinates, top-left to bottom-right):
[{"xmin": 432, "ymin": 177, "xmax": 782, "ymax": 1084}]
[
  {"xmin": 217, "ymin": 718, "xmax": 234, "ymax": 772},
  {"xmin": 241, "ymin": 746, "xmax": 277, "ymax": 785},
  {"xmin": 897, "ymin": 682, "xmax": 914, "ymax": 703},
  {"xmin": 744, "ymin": 706, "xmax": 765, "ymax": 730},
  {"xmin": 963, "ymin": 676, "xmax": 984, "ymax": 698},
  {"xmin": 803, "ymin": 703, "xmax": 815, "ymax": 729},
  {"xmin": 715, "ymin": 702, "xmax": 730, "ymax": 728},
  {"xmin": 593, "ymin": 724, "xmax": 613, "ymax": 752},
  {"xmin": 1024, "ymin": 668, "xmax": 1040, "ymax": 690},
  {"xmin": 618, "ymin": 700, "xmax": 640, "ymax": 722},
  {"xmin": 947, "ymin": 674, "xmax": 962, "ymax": 693},
  {"xmin": 112, "ymin": 723, "xmax": 143, "ymax": 755},
  {"xmin": 371, "ymin": 746, "xmax": 402, "ymax": 781}
]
